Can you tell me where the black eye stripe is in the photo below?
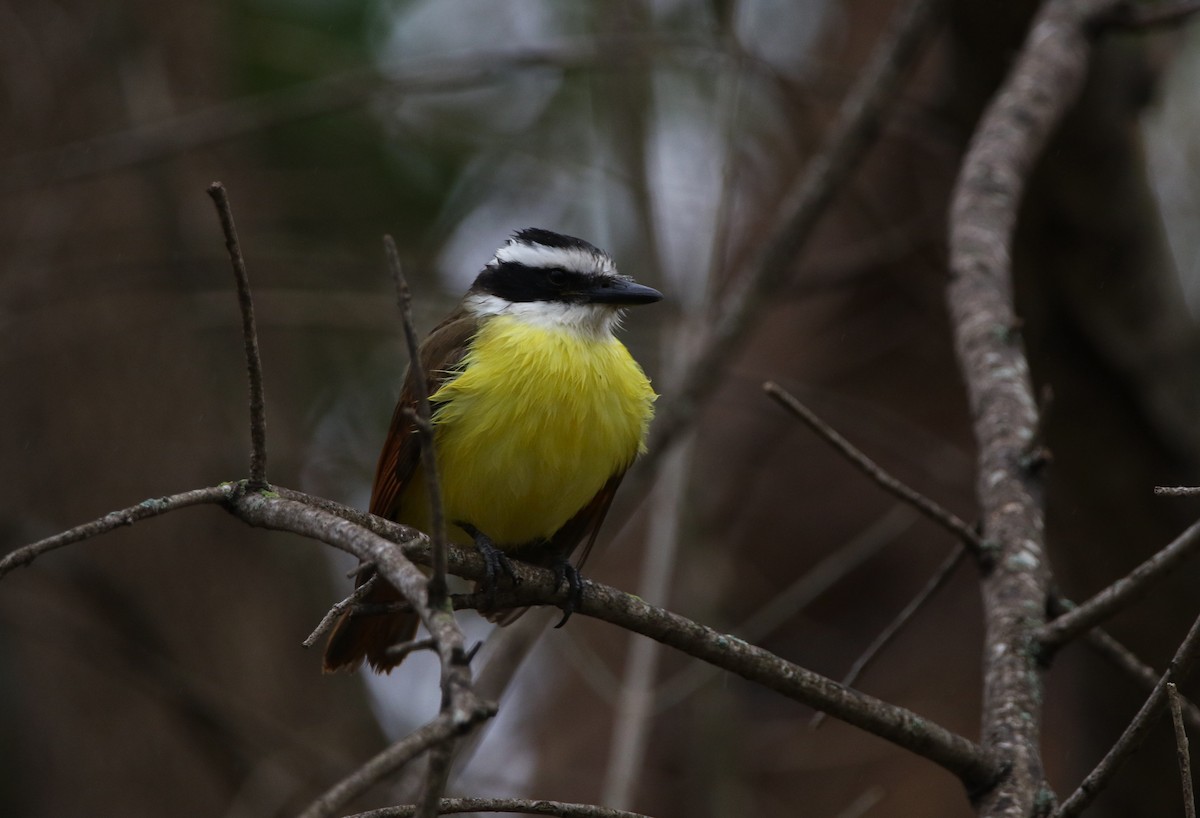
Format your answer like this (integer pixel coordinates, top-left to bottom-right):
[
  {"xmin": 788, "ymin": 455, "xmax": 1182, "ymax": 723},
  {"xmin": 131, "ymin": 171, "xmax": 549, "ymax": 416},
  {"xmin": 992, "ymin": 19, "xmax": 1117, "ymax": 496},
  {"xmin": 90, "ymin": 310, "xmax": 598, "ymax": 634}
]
[{"xmin": 474, "ymin": 262, "xmax": 596, "ymax": 303}]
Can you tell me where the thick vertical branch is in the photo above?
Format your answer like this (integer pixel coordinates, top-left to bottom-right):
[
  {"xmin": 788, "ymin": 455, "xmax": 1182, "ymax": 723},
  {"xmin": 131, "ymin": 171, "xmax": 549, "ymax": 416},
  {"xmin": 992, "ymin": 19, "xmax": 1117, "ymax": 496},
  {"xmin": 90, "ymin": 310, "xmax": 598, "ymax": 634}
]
[{"xmin": 946, "ymin": 0, "xmax": 1120, "ymax": 814}]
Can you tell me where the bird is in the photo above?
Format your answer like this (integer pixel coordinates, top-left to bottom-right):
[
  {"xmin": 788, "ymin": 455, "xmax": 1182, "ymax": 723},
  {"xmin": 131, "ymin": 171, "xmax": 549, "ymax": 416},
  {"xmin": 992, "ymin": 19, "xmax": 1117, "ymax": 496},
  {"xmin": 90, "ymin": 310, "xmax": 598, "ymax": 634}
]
[{"xmin": 323, "ymin": 228, "xmax": 661, "ymax": 673}]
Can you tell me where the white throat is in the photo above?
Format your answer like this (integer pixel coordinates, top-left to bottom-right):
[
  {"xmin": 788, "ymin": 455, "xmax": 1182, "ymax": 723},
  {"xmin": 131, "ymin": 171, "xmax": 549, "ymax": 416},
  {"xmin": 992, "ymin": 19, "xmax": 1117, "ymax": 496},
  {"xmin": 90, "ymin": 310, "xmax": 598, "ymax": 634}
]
[{"xmin": 464, "ymin": 293, "xmax": 622, "ymax": 339}]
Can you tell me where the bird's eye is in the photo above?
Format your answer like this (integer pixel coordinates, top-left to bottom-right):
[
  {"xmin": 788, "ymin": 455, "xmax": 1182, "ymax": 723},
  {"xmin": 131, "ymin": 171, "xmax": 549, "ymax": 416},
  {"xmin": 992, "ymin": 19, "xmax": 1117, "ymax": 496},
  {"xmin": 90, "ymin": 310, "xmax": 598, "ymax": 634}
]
[{"xmin": 546, "ymin": 268, "xmax": 568, "ymax": 286}]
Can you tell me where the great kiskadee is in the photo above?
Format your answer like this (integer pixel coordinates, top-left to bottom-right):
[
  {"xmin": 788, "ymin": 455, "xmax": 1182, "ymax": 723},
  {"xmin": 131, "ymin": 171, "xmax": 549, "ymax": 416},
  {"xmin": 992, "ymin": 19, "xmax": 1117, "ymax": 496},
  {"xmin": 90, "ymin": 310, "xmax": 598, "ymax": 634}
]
[{"xmin": 323, "ymin": 228, "xmax": 661, "ymax": 673}]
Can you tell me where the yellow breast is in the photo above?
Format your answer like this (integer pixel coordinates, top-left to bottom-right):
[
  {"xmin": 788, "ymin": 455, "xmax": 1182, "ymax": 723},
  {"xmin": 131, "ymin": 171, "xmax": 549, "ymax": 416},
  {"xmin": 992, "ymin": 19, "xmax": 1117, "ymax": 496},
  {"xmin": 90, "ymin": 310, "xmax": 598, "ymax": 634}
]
[{"xmin": 420, "ymin": 314, "xmax": 655, "ymax": 548}]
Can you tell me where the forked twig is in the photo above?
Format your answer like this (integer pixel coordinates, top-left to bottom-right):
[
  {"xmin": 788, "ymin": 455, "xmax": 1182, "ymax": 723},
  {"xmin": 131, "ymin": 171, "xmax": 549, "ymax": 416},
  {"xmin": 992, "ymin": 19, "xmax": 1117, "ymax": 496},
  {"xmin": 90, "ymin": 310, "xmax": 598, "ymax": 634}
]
[{"xmin": 206, "ymin": 182, "xmax": 268, "ymax": 488}]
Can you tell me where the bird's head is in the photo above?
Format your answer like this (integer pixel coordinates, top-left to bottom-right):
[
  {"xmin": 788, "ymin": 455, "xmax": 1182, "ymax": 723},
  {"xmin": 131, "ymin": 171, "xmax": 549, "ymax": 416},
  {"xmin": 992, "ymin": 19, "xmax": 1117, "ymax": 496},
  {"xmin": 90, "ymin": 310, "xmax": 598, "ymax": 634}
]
[{"xmin": 465, "ymin": 228, "xmax": 662, "ymax": 337}]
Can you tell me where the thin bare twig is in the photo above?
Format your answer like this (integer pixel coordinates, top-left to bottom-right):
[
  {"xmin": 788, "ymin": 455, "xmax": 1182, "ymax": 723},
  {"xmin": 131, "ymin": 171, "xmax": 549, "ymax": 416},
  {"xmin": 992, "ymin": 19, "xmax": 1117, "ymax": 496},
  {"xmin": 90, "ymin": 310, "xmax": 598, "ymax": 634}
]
[
  {"xmin": 381, "ymin": 233, "xmax": 456, "ymax": 814},
  {"xmin": 763, "ymin": 382, "xmax": 985, "ymax": 557},
  {"xmin": 811, "ymin": 544, "xmax": 967, "ymax": 729},
  {"xmin": 345, "ymin": 798, "xmax": 654, "ymax": 818},
  {"xmin": 382, "ymin": 234, "xmax": 448, "ymax": 607},
  {"xmin": 1056, "ymin": 606, "xmax": 1200, "ymax": 817},
  {"xmin": 1038, "ymin": 516, "xmax": 1200, "ymax": 651},
  {"xmin": 1169, "ymin": 683, "xmax": 1197, "ymax": 818},
  {"xmin": 0, "ymin": 485, "xmax": 235, "ymax": 578},
  {"xmin": 207, "ymin": 182, "xmax": 268, "ymax": 488},
  {"xmin": 303, "ymin": 576, "xmax": 379, "ymax": 648},
  {"xmin": 1156, "ymin": 486, "xmax": 1200, "ymax": 497}
]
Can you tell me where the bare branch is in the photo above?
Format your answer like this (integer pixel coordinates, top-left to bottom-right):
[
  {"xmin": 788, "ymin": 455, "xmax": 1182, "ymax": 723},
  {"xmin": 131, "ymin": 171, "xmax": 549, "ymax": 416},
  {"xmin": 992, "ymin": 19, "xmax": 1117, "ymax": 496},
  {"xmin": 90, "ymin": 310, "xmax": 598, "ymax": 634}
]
[
  {"xmin": 946, "ymin": 0, "xmax": 1123, "ymax": 813},
  {"xmin": 763, "ymin": 382, "xmax": 985, "ymax": 558},
  {"xmin": 232, "ymin": 491, "xmax": 494, "ymax": 818},
  {"xmin": 1056, "ymin": 606, "xmax": 1200, "ymax": 817},
  {"xmin": 1170, "ymin": 683, "xmax": 1197, "ymax": 818},
  {"xmin": 812, "ymin": 544, "xmax": 967, "ymax": 729},
  {"xmin": 0, "ymin": 485, "xmax": 235, "ymax": 578},
  {"xmin": 303, "ymin": 576, "xmax": 379, "ymax": 648},
  {"xmin": 1038, "ymin": 516, "xmax": 1200, "ymax": 651},
  {"xmin": 207, "ymin": 182, "xmax": 269, "ymax": 488},
  {"xmin": 345, "ymin": 798, "xmax": 655, "ymax": 818},
  {"xmin": 383, "ymin": 234, "xmax": 448, "ymax": 607},
  {"xmin": 458, "ymin": 564, "xmax": 996, "ymax": 789},
  {"xmin": 263, "ymin": 485, "xmax": 997, "ymax": 788}
]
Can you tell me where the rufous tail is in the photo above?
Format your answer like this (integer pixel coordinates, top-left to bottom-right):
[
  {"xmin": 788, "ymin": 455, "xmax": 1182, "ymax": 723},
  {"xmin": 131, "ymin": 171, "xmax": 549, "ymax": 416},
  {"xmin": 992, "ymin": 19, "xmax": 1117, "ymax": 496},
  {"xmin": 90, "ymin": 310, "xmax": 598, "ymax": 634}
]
[{"xmin": 322, "ymin": 578, "xmax": 419, "ymax": 673}]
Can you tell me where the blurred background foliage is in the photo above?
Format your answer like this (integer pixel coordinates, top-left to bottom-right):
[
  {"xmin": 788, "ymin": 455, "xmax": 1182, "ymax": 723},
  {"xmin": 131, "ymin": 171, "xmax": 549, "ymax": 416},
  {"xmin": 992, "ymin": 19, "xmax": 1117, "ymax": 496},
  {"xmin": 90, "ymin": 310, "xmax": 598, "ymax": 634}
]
[{"xmin": 5, "ymin": 1, "xmax": 1200, "ymax": 816}]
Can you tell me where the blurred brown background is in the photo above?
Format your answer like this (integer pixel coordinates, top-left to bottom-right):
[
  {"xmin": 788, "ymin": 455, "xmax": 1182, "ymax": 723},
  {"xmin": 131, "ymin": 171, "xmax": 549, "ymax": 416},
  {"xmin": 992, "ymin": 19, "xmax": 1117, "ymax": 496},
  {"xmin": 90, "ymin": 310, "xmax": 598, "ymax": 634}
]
[{"xmin": 5, "ymin": 1, "xmax": 1200, "ymax": 816}]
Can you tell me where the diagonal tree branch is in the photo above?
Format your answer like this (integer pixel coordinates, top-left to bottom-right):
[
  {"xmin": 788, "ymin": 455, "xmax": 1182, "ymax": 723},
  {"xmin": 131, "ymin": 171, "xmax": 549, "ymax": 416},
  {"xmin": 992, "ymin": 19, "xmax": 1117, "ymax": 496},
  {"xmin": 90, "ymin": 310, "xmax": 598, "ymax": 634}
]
[
  {"xmin": 0, "ymin": 485, "xmax": 235, "ymax": 577},
  {"xmin": 1038, "ymin": 516, "xmax": 1200, "ymax": 651},
  {"xmin": 764, "ymin": 381, "xmax": 985, "ymax": 557}
]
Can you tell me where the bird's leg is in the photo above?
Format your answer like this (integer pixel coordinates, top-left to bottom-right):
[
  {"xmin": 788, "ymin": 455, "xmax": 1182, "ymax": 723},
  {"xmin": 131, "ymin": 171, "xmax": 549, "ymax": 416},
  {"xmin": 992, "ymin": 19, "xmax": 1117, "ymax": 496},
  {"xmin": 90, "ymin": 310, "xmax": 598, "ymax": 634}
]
[
  {"xmin": 550, "ymin": 557, "xmax": 583, "ymax": 629},
  {"xmin": 458, "ymin": 522, "xmax": 519, "ymax": 609}
]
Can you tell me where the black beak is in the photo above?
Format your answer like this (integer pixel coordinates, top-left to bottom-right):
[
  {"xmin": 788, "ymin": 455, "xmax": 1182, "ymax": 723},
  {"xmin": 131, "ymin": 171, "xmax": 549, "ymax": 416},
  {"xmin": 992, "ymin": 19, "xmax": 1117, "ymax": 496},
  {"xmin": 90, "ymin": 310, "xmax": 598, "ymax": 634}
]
[{"xmin": 584, "ymin": 277, "xmax": 663, "ymax": 306}]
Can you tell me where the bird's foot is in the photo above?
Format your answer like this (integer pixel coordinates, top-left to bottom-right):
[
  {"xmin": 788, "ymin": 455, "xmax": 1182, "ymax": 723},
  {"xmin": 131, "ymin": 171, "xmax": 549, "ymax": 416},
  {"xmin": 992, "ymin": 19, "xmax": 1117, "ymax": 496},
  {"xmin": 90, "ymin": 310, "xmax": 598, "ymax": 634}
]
[
  {"xmin": 459, "ymin": 522, "xmax": 519, "ymax": 609},
  {"xmin": 551, "ymin": 558, "xmax": 583, "ymax": 629}
]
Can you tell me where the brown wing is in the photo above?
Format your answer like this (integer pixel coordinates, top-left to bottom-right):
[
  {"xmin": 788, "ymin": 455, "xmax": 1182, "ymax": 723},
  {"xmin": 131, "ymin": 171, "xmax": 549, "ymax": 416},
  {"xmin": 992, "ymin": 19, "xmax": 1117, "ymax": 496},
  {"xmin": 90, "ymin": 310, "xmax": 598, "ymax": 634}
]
[
  {"xmin": 370, "ymin": 307, "xmax": 478, "ymax": 519},
  {"xmin": 551, "ymin": 470, "xmax": 626, "ymax": 573},
  {"xmin": 322, "ymin": 308, "xmax": 478, "ymax": 673}
]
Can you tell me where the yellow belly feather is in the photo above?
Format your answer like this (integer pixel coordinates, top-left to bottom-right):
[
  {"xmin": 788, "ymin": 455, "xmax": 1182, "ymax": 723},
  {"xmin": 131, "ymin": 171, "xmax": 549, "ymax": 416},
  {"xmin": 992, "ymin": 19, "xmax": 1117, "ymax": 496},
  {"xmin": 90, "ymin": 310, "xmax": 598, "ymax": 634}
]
[{"xmin": 404, "ymin": 315, "xmax": 655, "ymax": 549}]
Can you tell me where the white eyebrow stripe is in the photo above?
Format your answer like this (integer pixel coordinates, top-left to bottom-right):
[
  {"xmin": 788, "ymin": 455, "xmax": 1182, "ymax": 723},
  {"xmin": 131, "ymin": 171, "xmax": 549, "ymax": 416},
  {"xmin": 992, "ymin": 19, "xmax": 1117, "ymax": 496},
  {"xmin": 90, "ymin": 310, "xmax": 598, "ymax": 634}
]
[{"xmin": 493, "ymin": 242, "xmax": 616, "ymax": 275}]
